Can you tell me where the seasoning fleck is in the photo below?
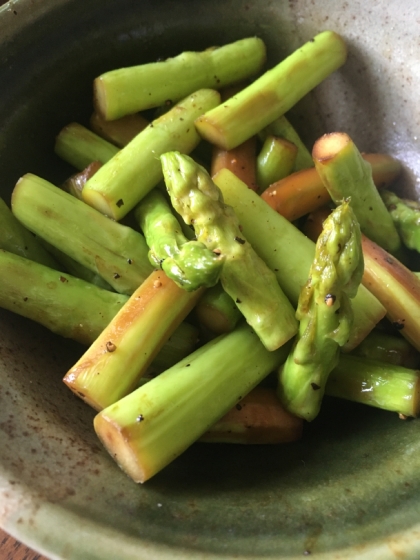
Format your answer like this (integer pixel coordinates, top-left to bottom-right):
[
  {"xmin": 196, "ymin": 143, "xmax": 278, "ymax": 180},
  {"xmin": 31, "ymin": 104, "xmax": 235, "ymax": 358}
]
[{"xmin": 106, "ymin": 341, "xmax": 117, "ymax": 352}]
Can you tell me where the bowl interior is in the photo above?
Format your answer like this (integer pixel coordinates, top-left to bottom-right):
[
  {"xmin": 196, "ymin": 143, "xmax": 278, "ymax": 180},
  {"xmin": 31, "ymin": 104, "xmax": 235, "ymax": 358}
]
[{"xmin": 1, "ymin": 1, "xmax": 420, "ymax": 559}]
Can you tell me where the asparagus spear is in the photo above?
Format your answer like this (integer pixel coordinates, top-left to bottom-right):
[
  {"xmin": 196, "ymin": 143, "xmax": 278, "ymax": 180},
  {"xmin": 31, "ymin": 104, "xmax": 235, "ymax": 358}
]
[
  {"xmin": 195, "ymin": 31, "xmax": 347, "ymax": 150},
  {"xmin": 213, "ymin": 168, "xmax": 386, "ymax": 350},
  {"xmin": 55, "ymin": 123, "xmax": 119, "ymax": 170},
  {"xmin": 134, "ymin": 188, "xmax": 224, "ymax": 291},
  {"xmin": 350, "ymin": 329, "xmax": 420, "ymax": 369},
  {"xmin": 94, "ymin": 38, "xmax": 266, "ymax": 120},
  {"xmin": 277, "ymin": 200, "xmax": 364, "ymax": 421},
  {"xmin": 161, "ymin": 151, "xmax": 298, "ymax": 351},
  {"xmin": 381, "ymin": 189, "xmax": 420, "ymax": 253},
  {"xmin": 326, "ymin": 354, "xmax": 420, "ymax": 417},
  {"xmin": 362, "ymin": 235, "xmax": 420, "ymax": 351},
  {"xmin": 256, "ymin": 136, "xmax": 298, "ymax": 191},
  {"xmin": 312, "ymin": 133, "xmax": 401, "ymax": 255},
  {"xmin": 259, "ymin": 114, "xmax": 313, "ymax": 171},
  {"xmin": 261, "ymin": 153, "xmax": 402, "ymax": 222},
  {"xmin": 0, "ymin": 249, "xmax": 128, "ymax": 345},
  {"xmin": 195, "ymin": 283, "xmax": 242, "ymax": 334},
  {"xmin": 201, "ymin": 386, "xmax": 303, "ymax": 444},
  {"xmin": 64, "ymin": 270, "xmax": 203, "ymax": 411},
  {"xmin": 12, "ymin": 173, "xmax": 153, "ymax": 295},
  {"xmin": 0, "ymin": 197, "xmax": 59, "ymax": 270},
  {"xmin": 89, "ymin": 112, "xmax": 149, "ymax": 147},
  {"xmin": 82, "ymin": 89, "xmax": 221, "ymax": 220},
  {"xmin": 94, "ymin": 323, "xmax": 291, "ymax": 483}
]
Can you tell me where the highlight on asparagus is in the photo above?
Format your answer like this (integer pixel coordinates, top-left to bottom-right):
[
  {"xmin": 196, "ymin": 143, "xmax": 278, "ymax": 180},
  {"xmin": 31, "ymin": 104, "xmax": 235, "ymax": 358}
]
[{"xmin": 277, "ymin": 200, "xmax": 364, "ymax": 421}]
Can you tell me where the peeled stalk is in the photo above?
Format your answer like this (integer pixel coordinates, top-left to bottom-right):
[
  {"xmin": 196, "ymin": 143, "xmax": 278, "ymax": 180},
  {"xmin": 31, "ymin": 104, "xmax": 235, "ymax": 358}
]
[
  {"xmin": 161, "ymin": 152, "xmax": 298, "ymax": 351},
  {"xmin": 213, "ymin": 168, "xmax": 386, "ymax": 351},
  {"xmin": 277, "ymin": 201, "xmax": 364, "ymax": 421},
  {"xmin": 312, "ymin": 132, "xmax": 401, "ymax": 255},
  {"xmin": 261, "ymin": 153, "xmax": 401, "ymax": 222},
  {"xmin": 94, "ymin": 323, "xmax": 291, "ymax": 483},
  {"xmin": 64, "ymin": 270, "xmax": 204, "ymax": 411},
  {"xmin": 94, "ymin": 38, "xmax": 266, "ymax": 120},
  {"xmin": 195, "ymin": 31, "xmax": 347, "ymax": 150},
  {"xmin": 82, "ymin": 89, "xmax": 221, "ymax": 220},
  {"xmin": 55, "ymin": 123, "xmax": 119, "ymax": 170},
  {"xmin": 326, "ymin": 354, "xmax": 420, "ymax": 417},
  {"xmin": 12, "ymin": 173, "xmax": 153, "ymax": 295}
]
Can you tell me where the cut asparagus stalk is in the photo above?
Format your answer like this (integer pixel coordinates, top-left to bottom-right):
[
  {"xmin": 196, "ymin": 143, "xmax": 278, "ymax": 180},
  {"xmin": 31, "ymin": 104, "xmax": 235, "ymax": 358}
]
[
  {"xmin": 90, "ymin": 112, "xmax": 149, "ymax": 147},
  {"xmin": 277, "ymin": 201, "xmax": 364, "ymax": 421},
  {"xmin": 261, "ymin": 153, "xmax": 401, "ymax": 222},
  {"xmin": 195, "ymin": 31, "xmax": 347, "ymax": 150},
  {"xmin": 94, "ymin": 323, "xmax": 291, "ymax": 483},
  {"xmin": 195, "ymin": 283, "xmax": 242, "ymax": 334},
  {"xmin": 258, "ymin": 114, "xmax": 313, "ymax": 171},
  {"xmin": 61, "ymin": 161, "xmax": 102, "ymax": 200},
  {"xmin": 0, "ymin": 197, "xmax": 60, "ymax": 270},
  {"xmin": 302, "ymin": 206, "xmax": 332, "ymax": 242},
  {"xmin": 361, "ymin": 235, "xmax": 420, "ymax": 351},
  {"xmin": 213, "ymin": 168, "xmax": 386, "ymax": 351},
  {"xmin": 211, "ymin": 136, "xmax": 258, "ymax": 191},
  {"xmin": 256, "ymin": 136, "xmax": 297, "ymax": 191},
  {"xmin": 82, "ymin": 89, "xmax": 221, "ymax": 220},
  {"xmin": 381, "ymin": 190, "xmax": 420, "ymax": 253},
  {"xmin": 161, "ymin": 152, "xmax": 298, "ymax": 351},
  {"xmin": 350, "ymin": 329, "xmax": 420, "ymax": 369},
  {"xmin": 64, "ymin": 270, "xmax": 203, "ymax": 411},
  {"xmin": 134, "ymin": 188, "xmax": 224, "ymax": 291},
  {"xmin": 94, "ymin": 37, "xmax": 266, "ymax": 120},
  {"xmin": 200, "ymin": 386, "xmax": 303, "ymax": 444},
  {"xmin": 55, "ymin": 123, "xmax": 119, "ymax": 170},
  {"xmin": 0, "ymin": 249, "xmax": 128, "ymax": 345},
  {"xmin": 312, "ymin": 133, "xmax": 401, "ymax": 255},
  {"xmin": 326, "ymin": 354, "xmax": 420, "ymax": 417},
  {"xmin": 12, "ymin": 173, "xmax": 153, "ymax": 295}
]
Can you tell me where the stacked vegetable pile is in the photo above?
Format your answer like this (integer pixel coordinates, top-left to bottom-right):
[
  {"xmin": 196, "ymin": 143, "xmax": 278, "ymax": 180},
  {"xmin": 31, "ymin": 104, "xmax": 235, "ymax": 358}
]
[{"xmin": 2, "ymin": 31, "xmax": 420, "ymax": 483}]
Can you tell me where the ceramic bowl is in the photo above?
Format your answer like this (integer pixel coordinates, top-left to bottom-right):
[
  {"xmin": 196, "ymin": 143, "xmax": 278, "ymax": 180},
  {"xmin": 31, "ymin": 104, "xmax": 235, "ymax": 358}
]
[{"xmin": 1, "ymin": 0, "xmax": 420, "ymax": 559}]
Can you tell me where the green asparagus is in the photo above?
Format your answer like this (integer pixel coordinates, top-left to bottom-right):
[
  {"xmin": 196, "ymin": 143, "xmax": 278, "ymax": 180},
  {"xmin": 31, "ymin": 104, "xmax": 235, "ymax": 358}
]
[
  {"xmin": 94, "ymin": 323, "xmax": 291, "ymax": 483},
  {"xmin": 195, "ymin": 31, "xmax": 347, "ymax": 150},
  {"xmin": 256, "ymin": 135, "xmax": 298, "ymax": 191},
  {"xmin": 160, "ymin": 151, "xmax": 298, "ymax": 351},
  {"xmin": 12, "ymin": 173, "xmax": 153, "ymax": 295},
  {"xmin": 277, "ymin": 200, "xmax": 364, "ymax": 421},
  {"xmin": 82, "ymin": 89, "xmax": 221, "ymax": 220},
  {"xmin": 350, "ymin": 329, "xmax": 420, "ymax": 369},
  {"xmin": 381, "ymin": 189, "xmax": 420, "ymax": 253},
  {"xmin": 135, "ymin": 188, "xmax": 224, "ymax": 291},
  {"xmin": 94, "ymin": 38, "xmax": 266, "ymax": 120},
  {"xmin": 213, "ymin": 168, "xmax": 386, "ymax": 350},
  {"xmin": 312, "ymin": 132, "xmax": 401, "ymax": 255},
  {"xmin": 195, "ymin": 283, "xmax": 242, "ymax": 334}
]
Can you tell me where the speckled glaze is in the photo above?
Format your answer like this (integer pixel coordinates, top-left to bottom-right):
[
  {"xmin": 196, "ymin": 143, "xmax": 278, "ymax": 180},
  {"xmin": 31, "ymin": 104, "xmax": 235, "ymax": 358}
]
[{"xmin": 1, "ymin": 0, "xmax": 420, "ymax": 559}]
